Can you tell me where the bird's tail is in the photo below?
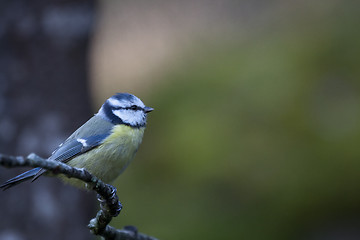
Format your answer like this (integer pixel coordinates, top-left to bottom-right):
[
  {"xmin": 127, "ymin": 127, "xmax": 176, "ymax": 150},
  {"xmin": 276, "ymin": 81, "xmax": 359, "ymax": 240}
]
[{"xmin": 0, "ymin": 167, "xmax": 42, "ymax": 190}]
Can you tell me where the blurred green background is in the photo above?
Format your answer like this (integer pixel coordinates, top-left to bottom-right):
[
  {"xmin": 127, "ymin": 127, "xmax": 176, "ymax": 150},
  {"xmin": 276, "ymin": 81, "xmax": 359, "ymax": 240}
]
[{"xmin": 90, "ymin": 1, "xmax": 360, "ymax": 239}]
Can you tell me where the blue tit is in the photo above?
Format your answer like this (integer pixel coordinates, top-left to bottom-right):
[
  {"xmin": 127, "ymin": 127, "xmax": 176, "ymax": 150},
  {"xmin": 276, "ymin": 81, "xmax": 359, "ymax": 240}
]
[{"xmin": 0, "ymin": 93, "xmax": 153, "ymax": 190}]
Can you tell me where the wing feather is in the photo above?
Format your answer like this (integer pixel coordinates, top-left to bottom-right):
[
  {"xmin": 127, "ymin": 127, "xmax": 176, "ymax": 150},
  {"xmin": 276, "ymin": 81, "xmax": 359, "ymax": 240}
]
[{"xmin": 32, "ymin": 133, "xmax": 110, "ymax": 181}]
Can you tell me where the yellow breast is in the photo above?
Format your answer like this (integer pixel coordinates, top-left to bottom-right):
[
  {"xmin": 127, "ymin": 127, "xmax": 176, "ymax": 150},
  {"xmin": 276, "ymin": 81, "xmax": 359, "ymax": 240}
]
[{"xmin": 63, "ymin": 125, "xmax": 145, "ymax": 187}]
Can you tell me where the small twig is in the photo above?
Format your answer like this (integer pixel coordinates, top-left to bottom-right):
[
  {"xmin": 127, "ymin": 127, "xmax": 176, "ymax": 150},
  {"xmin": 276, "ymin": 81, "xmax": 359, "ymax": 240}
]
[
  {"xmin": 0, "ymin": 153, "xmax": 158, "ymax": 240},
  {"xmin": 101, "ymin": 225, "xmax": 159, "ymax": 240}
]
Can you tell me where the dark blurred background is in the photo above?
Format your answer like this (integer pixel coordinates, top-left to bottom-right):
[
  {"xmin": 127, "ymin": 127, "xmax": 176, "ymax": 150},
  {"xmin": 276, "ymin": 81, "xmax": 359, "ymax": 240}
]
[{"xmin": 1, "ymin": 0, "xmax": 360, "ymax": 239}]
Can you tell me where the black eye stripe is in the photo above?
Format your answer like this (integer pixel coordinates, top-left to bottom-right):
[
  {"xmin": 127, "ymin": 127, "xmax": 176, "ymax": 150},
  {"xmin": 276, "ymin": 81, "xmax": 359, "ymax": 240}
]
[
  {"xmin": 101, "ymin": 101, "xmax": 147, "ymax": 128},
  {"xmin": 112, "ymin": 106, "xmax": 143, "ymax": 111}
]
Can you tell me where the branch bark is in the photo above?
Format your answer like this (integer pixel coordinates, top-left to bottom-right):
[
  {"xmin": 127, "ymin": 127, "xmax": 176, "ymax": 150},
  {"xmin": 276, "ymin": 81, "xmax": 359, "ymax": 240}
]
[{"xmin": 0, "ymin": 153, "xmax": 159, "ymax": 240}]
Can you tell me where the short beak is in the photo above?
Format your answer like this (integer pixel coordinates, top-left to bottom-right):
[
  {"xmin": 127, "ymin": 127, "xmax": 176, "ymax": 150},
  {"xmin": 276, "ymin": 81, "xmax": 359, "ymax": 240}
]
[{"xmin": 144, "ymin": 106, "xmax": 154, "ymax": 113}]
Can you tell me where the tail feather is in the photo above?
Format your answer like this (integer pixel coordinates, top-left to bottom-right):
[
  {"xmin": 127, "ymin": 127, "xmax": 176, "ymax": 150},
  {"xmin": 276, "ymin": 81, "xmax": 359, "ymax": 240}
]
[{"xmin": 0, "ymin": 168, "xmax": 42, "ymax": 190}]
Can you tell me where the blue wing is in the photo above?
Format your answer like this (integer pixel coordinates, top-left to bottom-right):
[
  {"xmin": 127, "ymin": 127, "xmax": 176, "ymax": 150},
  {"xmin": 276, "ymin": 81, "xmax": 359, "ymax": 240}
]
[
  {"xmin": 31, "ymin": 133, "xmax": 110, "ymax": 181},
  {"xmin": 1, "ymin": 115, "xmax": 114, "ymax": 190},
  {"xmin": 50, "ymin": 134, "xmax": 110, "ymax": 162}
]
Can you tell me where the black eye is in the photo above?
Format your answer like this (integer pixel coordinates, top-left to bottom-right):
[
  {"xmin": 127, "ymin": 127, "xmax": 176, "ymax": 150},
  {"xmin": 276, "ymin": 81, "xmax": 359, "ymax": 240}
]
[{"xmin": 130, "ymin": 105, "xmax": 138, "ymax": 110}]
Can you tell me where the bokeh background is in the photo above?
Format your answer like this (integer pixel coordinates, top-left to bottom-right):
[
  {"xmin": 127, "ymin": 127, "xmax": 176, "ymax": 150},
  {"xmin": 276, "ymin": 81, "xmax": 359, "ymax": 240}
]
[{"xmin": 1, "ymin": 0, "xmax": 360, "ymax": 239}]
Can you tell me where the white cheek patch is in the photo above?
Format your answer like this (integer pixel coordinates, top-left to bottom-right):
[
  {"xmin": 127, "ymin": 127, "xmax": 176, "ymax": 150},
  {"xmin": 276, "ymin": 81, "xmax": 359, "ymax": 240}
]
[{"xmin": 112, "ymin": 109, "xmax": 145, "ymax": 126}]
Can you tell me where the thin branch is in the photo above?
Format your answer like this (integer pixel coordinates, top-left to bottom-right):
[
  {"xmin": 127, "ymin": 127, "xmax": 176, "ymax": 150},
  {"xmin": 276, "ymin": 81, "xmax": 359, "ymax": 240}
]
[
  {"xmin": 100, "ymin": 225, "xmax": 159, "ymax": 240},
  {"xmin": 0, "ymin": 153, "xmax": 158, "ymax": 240}
]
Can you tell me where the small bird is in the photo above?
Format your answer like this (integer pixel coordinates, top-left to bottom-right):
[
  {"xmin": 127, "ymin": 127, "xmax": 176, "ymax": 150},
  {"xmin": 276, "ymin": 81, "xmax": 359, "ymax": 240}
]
[{"xmin": 0, "ymin": 93, "xmax": 153, "ymax": 190}]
